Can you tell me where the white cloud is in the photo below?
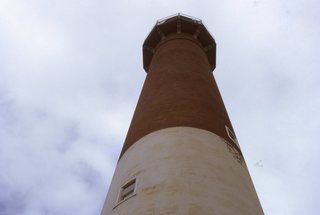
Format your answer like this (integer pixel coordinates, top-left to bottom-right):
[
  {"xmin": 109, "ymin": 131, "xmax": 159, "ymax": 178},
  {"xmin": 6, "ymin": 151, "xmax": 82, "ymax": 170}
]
[{"xmin": 0, "ymin": 0, "xmax": 319, "ymax": 214}]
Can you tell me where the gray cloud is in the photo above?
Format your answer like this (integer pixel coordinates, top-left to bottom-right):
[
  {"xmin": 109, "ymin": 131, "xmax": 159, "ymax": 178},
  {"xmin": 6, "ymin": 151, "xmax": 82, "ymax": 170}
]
[{"xmin": 0, "ymin": 0, "xmax": 319, "ymax": 214}]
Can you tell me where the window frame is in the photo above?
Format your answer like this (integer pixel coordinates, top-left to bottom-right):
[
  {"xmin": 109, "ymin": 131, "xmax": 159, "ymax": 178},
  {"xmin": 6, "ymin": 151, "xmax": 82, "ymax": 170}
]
[
  {"xmin": 114, "ymin": 177, "xmax": 137, "ymax": 208},
  {"xmin": 225, "ymin": 125, "xmax": 239, "ymax": 148}
]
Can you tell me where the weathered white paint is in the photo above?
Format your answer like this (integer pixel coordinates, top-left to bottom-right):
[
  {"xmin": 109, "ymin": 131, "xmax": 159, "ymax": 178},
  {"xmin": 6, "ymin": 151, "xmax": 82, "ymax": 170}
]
[{"xmin": 101, "ymin": 127, "xmax": 263, "ymax": 215}]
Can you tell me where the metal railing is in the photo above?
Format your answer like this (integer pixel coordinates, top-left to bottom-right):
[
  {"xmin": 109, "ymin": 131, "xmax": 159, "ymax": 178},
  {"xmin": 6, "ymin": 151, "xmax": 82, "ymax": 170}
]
[{"xmin": 156, "ymin": 13, "xmax": 202, "ymax": 25}]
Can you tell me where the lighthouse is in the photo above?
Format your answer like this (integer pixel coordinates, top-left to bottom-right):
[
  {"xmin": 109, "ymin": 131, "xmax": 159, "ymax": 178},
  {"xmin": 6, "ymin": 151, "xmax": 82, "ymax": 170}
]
[{"xmin": 101, "ymin": 14, "xmax": 264, "ymax": 215}]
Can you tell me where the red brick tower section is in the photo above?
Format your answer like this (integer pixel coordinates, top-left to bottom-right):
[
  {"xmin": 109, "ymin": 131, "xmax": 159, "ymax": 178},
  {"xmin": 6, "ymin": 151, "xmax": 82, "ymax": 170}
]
[
  {"xmin": 120, "ymin": 14, "xmax": 240, "ymax": 158},
  {"xmin": 101, "ymin": 14, "xmax": 264, "ymax": 215}
]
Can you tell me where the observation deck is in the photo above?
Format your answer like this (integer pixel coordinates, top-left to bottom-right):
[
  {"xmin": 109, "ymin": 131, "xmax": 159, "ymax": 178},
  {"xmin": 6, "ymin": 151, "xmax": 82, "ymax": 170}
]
[{"xmin": 143, "ymin": 13, "xmax": 216, "ymax": 72}]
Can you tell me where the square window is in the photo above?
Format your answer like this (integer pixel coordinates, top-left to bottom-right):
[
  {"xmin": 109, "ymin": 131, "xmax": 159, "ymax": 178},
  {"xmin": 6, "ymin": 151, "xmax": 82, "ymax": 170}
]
[
  {"xmin": 225, "ymin": 125, "xmax": 239, "ymax": 148},
  {"xmin": 118, "ymin": 178, "xmax": 137, "ymax": 203}
]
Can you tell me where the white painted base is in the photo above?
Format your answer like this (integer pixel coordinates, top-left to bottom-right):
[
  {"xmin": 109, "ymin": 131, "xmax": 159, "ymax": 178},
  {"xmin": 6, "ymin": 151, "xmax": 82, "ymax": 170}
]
[{"xmin": 101, "ymin": 127, "xmax": 263, "ymax": 215}]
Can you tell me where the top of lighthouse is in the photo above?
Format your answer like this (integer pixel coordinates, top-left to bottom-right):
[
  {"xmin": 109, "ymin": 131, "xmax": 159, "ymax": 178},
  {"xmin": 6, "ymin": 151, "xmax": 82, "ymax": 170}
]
[{"xmin": 143, "ymin": 13, "xmax": 216, "ymax": 72}]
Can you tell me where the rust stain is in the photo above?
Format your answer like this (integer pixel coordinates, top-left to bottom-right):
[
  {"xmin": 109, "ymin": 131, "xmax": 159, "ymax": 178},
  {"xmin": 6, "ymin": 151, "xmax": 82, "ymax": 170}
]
[{"xmin": 141, "ymin": 184, "xmax": 163, "ymax": 195}]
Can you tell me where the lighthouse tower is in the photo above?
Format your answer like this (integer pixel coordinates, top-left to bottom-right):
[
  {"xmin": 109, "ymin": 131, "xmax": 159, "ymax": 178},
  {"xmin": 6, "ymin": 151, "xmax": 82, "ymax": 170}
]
[{"xmin": 101, "ymin": 14, "xmax": 264, "ymax": 215}]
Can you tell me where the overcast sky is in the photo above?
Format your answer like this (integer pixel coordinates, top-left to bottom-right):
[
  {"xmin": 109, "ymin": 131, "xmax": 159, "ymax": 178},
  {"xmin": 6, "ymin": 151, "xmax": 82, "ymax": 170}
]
[{"xmin": 1, "ymin": 0, "xmax": 319, "ymax": 214}]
